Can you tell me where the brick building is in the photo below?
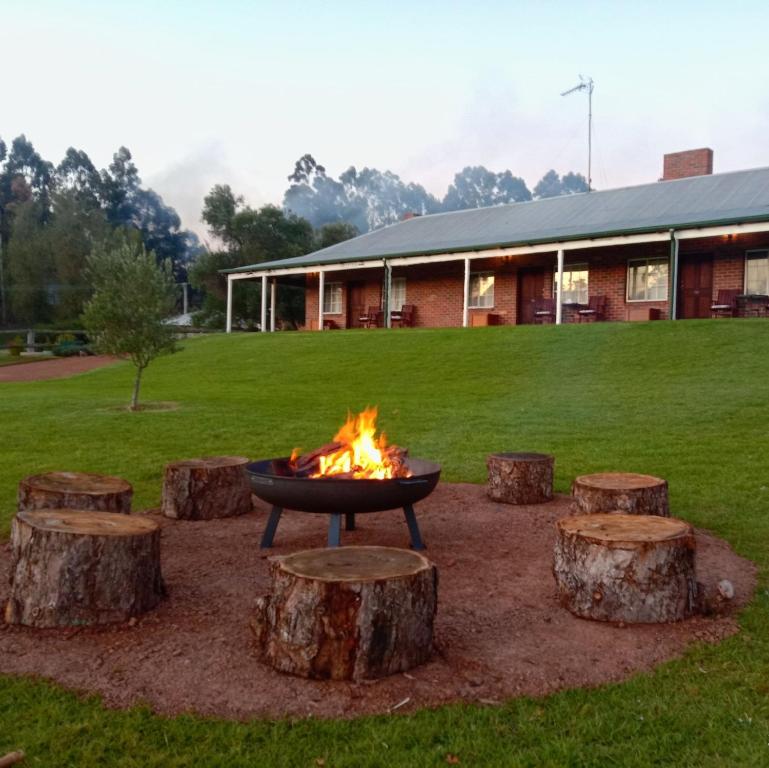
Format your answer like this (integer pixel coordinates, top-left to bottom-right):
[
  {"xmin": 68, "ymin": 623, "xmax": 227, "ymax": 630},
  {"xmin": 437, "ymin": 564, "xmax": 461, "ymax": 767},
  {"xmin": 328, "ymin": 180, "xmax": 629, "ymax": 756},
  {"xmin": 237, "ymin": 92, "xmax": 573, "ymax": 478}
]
[{"xmin": 224, "ymin": 151, "xmax": 769, "ymax": 331}]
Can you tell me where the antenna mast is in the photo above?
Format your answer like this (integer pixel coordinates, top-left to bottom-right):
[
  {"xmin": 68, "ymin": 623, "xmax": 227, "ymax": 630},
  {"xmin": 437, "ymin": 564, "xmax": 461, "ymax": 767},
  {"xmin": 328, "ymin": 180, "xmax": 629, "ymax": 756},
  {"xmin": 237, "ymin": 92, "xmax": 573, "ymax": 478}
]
[{"xmin": 561, "ymin": 75, "xmax": 594, "ymax": 191}]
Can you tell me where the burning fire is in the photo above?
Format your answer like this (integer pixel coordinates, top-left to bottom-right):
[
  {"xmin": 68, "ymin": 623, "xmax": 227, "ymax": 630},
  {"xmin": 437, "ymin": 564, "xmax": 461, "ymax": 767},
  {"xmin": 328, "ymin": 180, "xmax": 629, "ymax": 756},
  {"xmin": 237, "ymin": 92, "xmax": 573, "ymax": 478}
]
[{"xmin": 291, "ymin": 407, "xmax": 410, "ymax": 479}]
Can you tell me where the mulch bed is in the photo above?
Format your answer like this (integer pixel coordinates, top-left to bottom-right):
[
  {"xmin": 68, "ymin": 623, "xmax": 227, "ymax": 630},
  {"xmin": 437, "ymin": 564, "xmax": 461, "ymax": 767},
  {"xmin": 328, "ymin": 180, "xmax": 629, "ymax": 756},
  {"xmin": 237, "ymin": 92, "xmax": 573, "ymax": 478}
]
[
  {"xmin": 0, "ymin": 484, "xmax": 755, "ymax": 720},
  {"xmin": 0, "ymin": 356, "xmax": 118, "ymax": 382}
]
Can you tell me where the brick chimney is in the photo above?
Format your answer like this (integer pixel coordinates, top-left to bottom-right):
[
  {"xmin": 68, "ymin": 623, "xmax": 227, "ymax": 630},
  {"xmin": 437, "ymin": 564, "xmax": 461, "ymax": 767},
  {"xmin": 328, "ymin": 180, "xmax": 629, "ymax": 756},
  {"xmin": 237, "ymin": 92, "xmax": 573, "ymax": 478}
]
[
  {"xmin": 662, "ymin": 148, "xmax": 713, "ymax": 181},
  {"xmin": 401, "ymin": 211, "xmax": 420, "ymax": 221}
]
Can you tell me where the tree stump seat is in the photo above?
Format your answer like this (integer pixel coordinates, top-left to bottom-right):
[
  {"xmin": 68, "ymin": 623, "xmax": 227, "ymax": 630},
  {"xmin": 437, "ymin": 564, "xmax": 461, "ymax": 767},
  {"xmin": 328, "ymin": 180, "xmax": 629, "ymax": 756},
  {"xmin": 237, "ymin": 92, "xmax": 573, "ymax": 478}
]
[
  {"xmin": 18, "ymin": 471, "xmax": 132, "ymax": 514},
  {"xmin": 571, "ymin": 472, "xmax": 669, "ymax": 516},
  {"xmin": 252, "ymin": 546, "xmax": 437, "ymax": 680},
  {"xmin": 161, "ymin": 456, "xmax": 252, "ymax": 520},
  {"xmin": 553, "ymin": 513, "xmax": 697, "ymax": 623},
  {"xmin": 5, "ymin": 509, "xmax": 165, "ymax": 628},
  {"xmin": 486, "ymin": 452, "xmax": 554, "ymax": 505}
]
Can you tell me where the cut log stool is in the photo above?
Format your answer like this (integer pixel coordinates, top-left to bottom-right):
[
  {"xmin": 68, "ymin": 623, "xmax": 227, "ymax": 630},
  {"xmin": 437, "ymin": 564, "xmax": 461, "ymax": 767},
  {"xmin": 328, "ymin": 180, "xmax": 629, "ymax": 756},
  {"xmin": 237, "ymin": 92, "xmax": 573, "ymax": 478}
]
[
  {"xmin": 571, "ymin": 472, "xmax": 669, "ymax": 516},
  {"xmin": 5, "ymin": 509, "xmax": 165, "ymax": 627},
  {"xmin": 18, "ymin": 471, "xmax": 132, "ymax": 514},
  {"xmin": 252, "ymin": 546, "xmax": 437, "ymax": 680},
  {"xmin": 487, "ymin": 452, "xmax": 554, "ymax": 505},
  {"xmin": 162, "ymin": 456, "xmax": 252, "ymax": 520},
  {"xmin": 553, "ymin": 513, "xmax": 697, "ymax": 623}
]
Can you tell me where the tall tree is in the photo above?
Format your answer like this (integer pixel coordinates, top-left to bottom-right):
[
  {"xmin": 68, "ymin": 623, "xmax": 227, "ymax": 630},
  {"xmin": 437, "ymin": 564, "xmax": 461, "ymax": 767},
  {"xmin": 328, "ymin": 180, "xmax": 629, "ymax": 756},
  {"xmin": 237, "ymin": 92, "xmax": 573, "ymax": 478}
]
[
  {"xmin": 317, "ymin": 221, "xmax": 358, "ymax": 249},
  {"xmin": 7, "ymin": 200, "xmax": 52, "ymax": 323},
  {"xmin": 198, "ymin": 191, "xmax": 315, "ymax": 328},
  {"xmin": 56, "ymin": 148, "xmax": 102, "ymax": 209},
  {"xmin": 48, "ymin": 190, "xmax": 109, "ymax": 323},
  {"xmin": 442, "ymin": 166, "xmax": 531, "ymax": 211},
  {"xmin": 82, "ymin": 236, "xmax": 177, "ymax": 410},
  {"xmin": 534, "ymin": 170, "xmax": 589, "ymax": 199}
]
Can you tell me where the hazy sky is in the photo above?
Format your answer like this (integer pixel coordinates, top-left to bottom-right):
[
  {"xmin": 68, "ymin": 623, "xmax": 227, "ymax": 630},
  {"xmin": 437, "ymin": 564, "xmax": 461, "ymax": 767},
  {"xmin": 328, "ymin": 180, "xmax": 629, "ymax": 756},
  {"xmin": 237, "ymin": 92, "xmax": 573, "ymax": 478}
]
[{"xmin": 3, "ymin": 0, "xmax": 768, "ymax": 240}]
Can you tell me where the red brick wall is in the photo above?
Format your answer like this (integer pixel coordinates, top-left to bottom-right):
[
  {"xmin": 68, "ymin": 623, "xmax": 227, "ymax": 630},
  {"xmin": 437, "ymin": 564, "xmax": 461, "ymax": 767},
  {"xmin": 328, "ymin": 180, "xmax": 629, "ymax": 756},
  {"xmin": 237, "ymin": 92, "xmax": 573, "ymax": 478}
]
[
  {"xmin": 299, "ymin": 233, "xmax": 769, "ymax": 328},
  {"xmin": 662, "ymin": 148, "xmax": 713, "ymax": 180}
]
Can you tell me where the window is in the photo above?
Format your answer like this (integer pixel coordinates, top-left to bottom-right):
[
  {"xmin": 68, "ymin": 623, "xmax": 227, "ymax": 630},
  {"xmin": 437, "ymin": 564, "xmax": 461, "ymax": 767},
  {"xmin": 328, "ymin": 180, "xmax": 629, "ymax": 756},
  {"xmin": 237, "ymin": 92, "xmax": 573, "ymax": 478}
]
[
  {"xmin": 627, "ymin": 258, "xmax": 668, "ymax": 301},
  {"xmin": 390, "ymin": 277, "xmax": 406, "ymax": 310},
  {"xmin": 323, "ymin": 282, "xmax": 342, "ymax": 314},
  {"xmin": 746, "ymin": 250, "xmax": 769, "ymax": 294},
  {"xmin": 469, "ymin": 272, "xmax": 495, "ymax": 308},
  {"xmin": 554, "ymin": 265, "xmax": 588, "ymax": 304}
]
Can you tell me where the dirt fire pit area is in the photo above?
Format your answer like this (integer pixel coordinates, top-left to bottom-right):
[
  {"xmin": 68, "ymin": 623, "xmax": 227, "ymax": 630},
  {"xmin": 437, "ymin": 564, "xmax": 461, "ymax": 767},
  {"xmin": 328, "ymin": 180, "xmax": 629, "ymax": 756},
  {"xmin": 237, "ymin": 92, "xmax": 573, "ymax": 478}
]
[{"xmin": 0, "ymin": 483, "xmax": 755, "ymax": 721}]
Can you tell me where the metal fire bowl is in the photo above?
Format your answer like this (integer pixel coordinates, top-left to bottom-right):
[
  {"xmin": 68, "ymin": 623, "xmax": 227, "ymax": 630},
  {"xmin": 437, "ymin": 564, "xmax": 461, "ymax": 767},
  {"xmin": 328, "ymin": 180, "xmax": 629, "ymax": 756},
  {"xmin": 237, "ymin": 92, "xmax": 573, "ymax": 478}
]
[{"xmin": 246, "ymin": 457, "xmax": 441, "ymax": 515}]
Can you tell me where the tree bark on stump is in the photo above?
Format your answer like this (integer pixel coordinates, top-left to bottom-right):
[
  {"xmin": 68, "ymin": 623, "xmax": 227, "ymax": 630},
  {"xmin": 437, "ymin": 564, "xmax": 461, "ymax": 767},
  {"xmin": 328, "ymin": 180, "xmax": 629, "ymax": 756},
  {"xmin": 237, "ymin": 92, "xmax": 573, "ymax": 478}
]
[
  {"xmin": 5, "ymin": 509, "xmax": 165, "ymax": 627},
  {"xmin": 571, "ymin": 472, "xmax": 669, "ymax": 516},
  {"xmin": 553, "ymin": 513, "xmax": 697, "ymax": 623},
  {"xmin": 18, "ymin": 471, "xmax": 132, "ymax": 514},
  {"xmin": 486, "ymin": 452, "xmax": 554, "ymax": 505},
  {"xmin": 161, "ymin": 456, "xmax": 252, "ymax": 520},
  {"xmin": 252, "ymin": 546, "xmax": 437, "ymax": 680}
]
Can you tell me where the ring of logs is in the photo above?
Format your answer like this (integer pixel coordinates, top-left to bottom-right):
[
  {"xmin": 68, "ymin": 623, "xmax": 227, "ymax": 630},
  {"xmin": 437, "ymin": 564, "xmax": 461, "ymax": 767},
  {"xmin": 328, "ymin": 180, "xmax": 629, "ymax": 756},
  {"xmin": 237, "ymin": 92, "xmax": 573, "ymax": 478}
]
[
  {"xmin": 486, "ymin": 452, "xmax": 554, "ymax": 505},
  {"xmin": 5, "ymin": 509, "xmax": 165, "ymax": 628},
  {"xmin": 571, "ymin": 472, "xmax": 669, "ymax": 516},
  {"xmin": 252, "ymin": 546, "xmax": 438, "ymax": 680},
  {"xmin": 18, "ymin": 471, "xmax": 132, "ymax": 514},
  {"xmin": 553, "ymin": 513, "xmax": 697, "ymax": 623},
  {"xmin": 161, "ymin": 456, "xmax": 252, "ymax": 520}
]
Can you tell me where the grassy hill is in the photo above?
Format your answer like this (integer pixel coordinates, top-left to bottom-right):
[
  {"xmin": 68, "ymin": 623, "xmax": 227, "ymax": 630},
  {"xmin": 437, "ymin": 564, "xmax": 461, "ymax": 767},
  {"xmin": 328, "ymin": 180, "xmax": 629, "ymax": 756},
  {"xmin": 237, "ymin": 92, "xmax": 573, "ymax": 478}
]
[{"xmin": 2, "ymin": 320, "xmax": 769, "ymax": 766}]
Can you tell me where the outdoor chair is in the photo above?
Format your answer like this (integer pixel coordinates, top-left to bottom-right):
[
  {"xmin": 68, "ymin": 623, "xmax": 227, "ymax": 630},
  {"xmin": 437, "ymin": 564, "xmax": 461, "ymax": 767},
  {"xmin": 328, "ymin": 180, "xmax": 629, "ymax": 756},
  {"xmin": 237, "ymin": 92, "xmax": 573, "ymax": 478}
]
[
  {"xmin": 533, "ymin": 298, "xmax": 555, "ymax": 324},
  {"xmin": 710, "ymin": 289, "xmax": 740, "ymax": 318},
  {"xmin": 358, "ymin": 306, "xmax": 382, "ymax": 328},
  {"xmin": 391, "ymin": 304, "xmax": 415, "ymax": 327},
  {"xmin": 577, "ymin": 295, "xmax": 608, "ymax": 322}
]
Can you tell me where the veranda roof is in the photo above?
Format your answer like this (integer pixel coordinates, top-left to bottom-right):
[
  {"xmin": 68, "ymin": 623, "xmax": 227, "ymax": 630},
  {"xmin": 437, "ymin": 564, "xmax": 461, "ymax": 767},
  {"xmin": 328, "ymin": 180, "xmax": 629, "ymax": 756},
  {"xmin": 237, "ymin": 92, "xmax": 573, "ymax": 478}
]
[{"xmin": 224, "ymin": 166, "xmax": 769, "ymax": 274}]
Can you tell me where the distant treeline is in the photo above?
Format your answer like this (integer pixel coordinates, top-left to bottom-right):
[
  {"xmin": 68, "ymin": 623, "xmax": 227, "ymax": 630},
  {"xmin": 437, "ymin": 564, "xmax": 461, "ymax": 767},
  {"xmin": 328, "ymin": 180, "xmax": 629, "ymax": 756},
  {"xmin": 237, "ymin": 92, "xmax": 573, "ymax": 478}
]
[
  {"xmin": 281, "ymin": 154, "xmax": 589, "ymax": 234},
  {"xmin": 0, "ymin": 135, "xmax": 200, "ymax": 327}
]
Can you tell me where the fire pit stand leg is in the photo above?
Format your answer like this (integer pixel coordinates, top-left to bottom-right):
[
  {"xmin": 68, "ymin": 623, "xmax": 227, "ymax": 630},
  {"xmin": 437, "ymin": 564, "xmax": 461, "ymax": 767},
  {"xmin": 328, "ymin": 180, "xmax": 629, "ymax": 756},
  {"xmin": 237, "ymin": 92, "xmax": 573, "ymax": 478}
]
[
  {"xmin": 345, "ymin": 512, "xmax": 356, "ymax": 531},
  {"xmin": 260, "ymin": 506, "xmax": 283, "ymax": 549},
  {"xmin": 328, "ymin": 513, "xmax": 343, "ymax": 547},
  {"xmin": 403, "ymin": 504, "xmax": 426, "ymax": 550}
]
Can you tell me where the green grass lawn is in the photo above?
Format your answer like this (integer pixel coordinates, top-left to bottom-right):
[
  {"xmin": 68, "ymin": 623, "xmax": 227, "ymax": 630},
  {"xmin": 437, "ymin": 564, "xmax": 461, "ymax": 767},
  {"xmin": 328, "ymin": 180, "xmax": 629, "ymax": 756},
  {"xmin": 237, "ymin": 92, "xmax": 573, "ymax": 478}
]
[{"xmin": 2, "ymin": 320, "xmax": 769, "ymax": 766}]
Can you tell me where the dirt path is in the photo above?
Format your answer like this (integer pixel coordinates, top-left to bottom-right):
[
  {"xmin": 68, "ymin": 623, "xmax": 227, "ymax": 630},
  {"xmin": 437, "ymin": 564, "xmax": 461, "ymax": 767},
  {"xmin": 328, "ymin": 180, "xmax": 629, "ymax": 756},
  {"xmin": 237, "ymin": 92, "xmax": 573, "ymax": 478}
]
[
  {"xmin": 0, "ymin": 356, "xmax": 119, "ymax": 382},
  {"xmin": 0, "ymin": 485, "xmax": 755, "ymax": 721}
]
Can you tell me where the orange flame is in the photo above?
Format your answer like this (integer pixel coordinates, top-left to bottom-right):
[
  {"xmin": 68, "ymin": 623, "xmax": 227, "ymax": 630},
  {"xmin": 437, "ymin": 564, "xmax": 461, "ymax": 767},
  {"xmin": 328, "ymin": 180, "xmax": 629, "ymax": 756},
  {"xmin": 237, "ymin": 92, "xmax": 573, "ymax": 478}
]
[{"xmin": 313, "ymin": 407, "xmax": 409, "ymax": 479}]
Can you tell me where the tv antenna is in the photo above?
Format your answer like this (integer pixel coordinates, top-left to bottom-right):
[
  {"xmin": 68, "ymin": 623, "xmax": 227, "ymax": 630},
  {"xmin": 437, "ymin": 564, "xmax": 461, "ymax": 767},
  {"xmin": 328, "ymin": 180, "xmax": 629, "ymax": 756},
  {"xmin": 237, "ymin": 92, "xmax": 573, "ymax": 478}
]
[{"xmin": 561, "ymin": 75, "xmax": 594, "ymax": 191}]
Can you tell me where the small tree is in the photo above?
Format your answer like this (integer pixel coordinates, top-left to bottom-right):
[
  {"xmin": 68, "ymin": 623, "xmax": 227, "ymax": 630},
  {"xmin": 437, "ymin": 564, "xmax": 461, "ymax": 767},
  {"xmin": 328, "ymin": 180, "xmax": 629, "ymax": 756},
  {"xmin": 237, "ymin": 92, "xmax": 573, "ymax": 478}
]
[{"xmin": 82, "ymin": 235, "xmax": 177, "ymax": 410}]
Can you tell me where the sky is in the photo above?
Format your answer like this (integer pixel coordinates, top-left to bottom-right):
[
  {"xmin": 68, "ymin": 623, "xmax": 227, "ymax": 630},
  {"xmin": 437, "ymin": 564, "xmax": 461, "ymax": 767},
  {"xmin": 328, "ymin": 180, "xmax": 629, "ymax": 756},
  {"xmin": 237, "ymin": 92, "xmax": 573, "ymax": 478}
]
[{"xmin": 2, "ymin": 0, "xmax": 769, "ymax": 241}]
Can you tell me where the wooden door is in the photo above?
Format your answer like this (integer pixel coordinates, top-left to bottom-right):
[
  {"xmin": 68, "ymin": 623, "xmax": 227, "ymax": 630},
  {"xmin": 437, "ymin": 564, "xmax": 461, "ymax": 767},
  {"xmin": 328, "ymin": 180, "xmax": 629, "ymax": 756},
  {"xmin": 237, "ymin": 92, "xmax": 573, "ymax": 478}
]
[
  {"xmin": 517, "ymin": 269, "xmax": 546, "ymax": 324},
  {"xmin": 678, "ymin": 255, "xmax": 713, "ymax": 319},
  {"xmin": 347, "ymin": 282, "xmax": 366, "ymax": 328}
]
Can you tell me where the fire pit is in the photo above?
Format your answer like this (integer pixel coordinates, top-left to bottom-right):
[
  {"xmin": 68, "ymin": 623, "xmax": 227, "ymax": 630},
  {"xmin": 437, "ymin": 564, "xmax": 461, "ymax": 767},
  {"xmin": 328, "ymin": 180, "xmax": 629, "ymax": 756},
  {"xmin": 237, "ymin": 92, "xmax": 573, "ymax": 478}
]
[{"xmin": 247, "ymin": 408, "xmax": 440, "ymax": 549}]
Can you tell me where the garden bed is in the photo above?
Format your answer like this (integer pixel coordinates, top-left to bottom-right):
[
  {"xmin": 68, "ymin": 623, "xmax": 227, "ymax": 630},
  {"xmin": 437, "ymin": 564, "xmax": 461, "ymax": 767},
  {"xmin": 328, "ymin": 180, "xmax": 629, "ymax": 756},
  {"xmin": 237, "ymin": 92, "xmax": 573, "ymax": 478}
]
[{"xmin": 0, "ymin": 483, "xmax": 755, "ymax": 720}]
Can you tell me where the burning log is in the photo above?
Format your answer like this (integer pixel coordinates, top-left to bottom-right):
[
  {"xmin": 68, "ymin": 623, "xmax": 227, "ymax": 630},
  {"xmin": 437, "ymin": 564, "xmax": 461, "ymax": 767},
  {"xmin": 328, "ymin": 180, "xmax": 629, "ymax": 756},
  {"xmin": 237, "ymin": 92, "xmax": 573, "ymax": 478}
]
[
  {"xmin": 5, "ymin": 509, "xmax": 164, "ymax": 627},
  {"xmin": 290, "ymin": 442, "xmax": 344, "ymax": 476},
  {"xmin": 252, "ymin": 546, "xmax": 437, "ymax": 680},
  {"xmin": 18, "ymin": 471, "xmax": 132, "ymax": 514},
  {"xmin": 288, "ymin": 407, "xmax": 411, "ymax": 479},
  {"xmin": 553, "ymin": 513, "xmax": 697, "ymax": 623}
]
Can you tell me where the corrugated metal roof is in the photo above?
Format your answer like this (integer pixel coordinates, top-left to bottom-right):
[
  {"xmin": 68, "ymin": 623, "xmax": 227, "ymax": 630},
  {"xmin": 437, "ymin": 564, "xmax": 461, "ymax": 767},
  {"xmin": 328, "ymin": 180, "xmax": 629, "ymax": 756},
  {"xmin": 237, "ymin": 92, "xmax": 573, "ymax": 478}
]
[{"xmin": 225, "ymin": 167, "xmax": 769, "ymax": 273}]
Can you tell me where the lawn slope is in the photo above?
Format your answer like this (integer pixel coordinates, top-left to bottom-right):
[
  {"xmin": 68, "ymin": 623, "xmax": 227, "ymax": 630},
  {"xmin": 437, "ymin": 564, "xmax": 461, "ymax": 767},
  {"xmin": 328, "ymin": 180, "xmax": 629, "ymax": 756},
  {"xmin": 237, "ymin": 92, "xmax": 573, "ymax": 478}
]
[{"xmin": 2, "ymin": 320, "xmax": 769, "ymax": 766}]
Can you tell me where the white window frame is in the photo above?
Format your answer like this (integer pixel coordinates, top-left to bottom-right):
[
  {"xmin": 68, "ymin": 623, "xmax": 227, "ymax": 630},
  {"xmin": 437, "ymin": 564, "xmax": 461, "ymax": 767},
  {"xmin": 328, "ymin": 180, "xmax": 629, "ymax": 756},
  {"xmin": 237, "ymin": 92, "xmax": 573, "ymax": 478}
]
[
  {"xmin": 745, "ymin": 250, "xmax": 769, "ymax": 295},
  {"xmin": 553, "ymin": 264, "xmax": 589, "ymax": 304},
  {"xmin": 468, "ymin": 272, "xmax": 495, "ymax": 309},
  {"xmin": 323, "ymin": 282, "xmax": 343, "ymax": 314},
  {"xmin": 626, "ymin": 257, "xmax": 669, "ymax": 302},
  {"xmin": 390, "ymin": 277, "xmax": 407, "ymax": 310}
]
